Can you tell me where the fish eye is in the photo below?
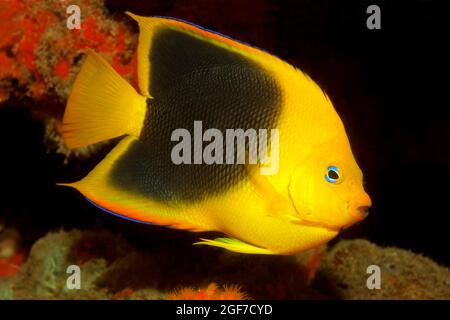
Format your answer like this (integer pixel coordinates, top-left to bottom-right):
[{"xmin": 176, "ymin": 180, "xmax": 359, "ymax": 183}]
[{"xmin": 325, "ymin": 165, "xmax": 340, "ymax": 183}]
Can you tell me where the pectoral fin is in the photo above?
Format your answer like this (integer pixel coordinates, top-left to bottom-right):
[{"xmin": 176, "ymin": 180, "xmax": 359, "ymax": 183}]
[{"xmin": 247, "ymin": 165, "xmax": 292, "ymax": 218}]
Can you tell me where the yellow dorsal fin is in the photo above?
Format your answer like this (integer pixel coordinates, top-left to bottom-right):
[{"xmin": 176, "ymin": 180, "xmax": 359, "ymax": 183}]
[
  {"xmin": 61, "ymin": 50, "xmax": 147, "ymax": 149},
  {"xmin": 125, "ymin": 12, "xmax": 287, "ymax": 98},
  {"xmin": 194, "ymin": 237, "xmax": 276, "ymax": 255}
]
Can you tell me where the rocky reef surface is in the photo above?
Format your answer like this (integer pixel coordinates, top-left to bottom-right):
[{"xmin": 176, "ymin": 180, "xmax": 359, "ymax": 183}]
[{"xmin": 0, "ymin": 229, "xmax": 448, "ymax": 300}]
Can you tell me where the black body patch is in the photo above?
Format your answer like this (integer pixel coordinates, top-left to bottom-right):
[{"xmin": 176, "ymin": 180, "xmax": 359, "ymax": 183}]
[{"xmin": 110, "ymin": 27, "xmax": 282, "ymax": 203}]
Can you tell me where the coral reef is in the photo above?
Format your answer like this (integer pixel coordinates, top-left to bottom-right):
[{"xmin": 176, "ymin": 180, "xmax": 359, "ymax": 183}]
[
  {"xmin": 0, "ymin": 0, "xmax": 137, "ymax": 103},
  {"xmin": 11, "ymin": 229, "xmax": 132, "ymax": 299},
  {"xmin": 314, "ymin": 240, "xmax": 450, "ymax": 300},
  {"xmin": 0, "ymin": 230, "xmax": 448, "ymax": 300},
  {"xmin": 0, "ymin": 229, "xmax": 322, "ymax": 299}
]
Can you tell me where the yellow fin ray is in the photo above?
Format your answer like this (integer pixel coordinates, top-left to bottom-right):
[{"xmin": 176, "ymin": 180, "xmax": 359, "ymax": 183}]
[{"xmin": 194, "ymin": 237, "xmax": 276, "ymax": 255}]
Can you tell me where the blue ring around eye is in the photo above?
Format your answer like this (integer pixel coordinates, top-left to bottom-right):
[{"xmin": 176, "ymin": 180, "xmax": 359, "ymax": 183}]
[{"xmin": 325, "ymin": 165, "xmax": 340, "ymax": 183}]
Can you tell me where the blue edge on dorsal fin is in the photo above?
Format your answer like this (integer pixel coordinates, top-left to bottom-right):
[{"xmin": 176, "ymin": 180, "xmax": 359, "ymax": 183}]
[{"xmin": 154, "ymin": 15, "xmax": 278, "ymax": 58}]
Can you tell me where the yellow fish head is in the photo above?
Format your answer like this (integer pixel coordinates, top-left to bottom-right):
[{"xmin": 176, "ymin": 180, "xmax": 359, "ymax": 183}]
[{"xmin": 288, "ymin": 135, "xmax": 371, "ymax": 232}]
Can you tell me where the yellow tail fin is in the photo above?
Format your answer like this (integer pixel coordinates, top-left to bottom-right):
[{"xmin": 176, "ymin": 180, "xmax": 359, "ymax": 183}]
[{"xmin": 61, "ymin": 50, "xmax": 147, "ymax": 149}]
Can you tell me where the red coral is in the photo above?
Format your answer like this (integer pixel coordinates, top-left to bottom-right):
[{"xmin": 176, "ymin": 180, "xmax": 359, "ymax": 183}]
[
  {"xmin": 0, "ymin": 0, "xmax": 28, "ymax": 81},
  {"xmin": 113, "ymin": 288, "xmax": 135, "ymax": 300},
  {"xmin": 53, "ymin": 58, "xmax": 71, "ymax": 80},
  {"xmin": 167, "ymin": 283, "xmax": 250, "ymax": 300},
  {"xmin": 0, "ymin": 252, "xmax": 25, "ymax": 277},
  {"xmin": 83, "ymin": 17, "xmax": 105, "ymax": 44},
  {"xmin": 304, "ymin": 248, "xmax": 324, "ymax": 284},
  {"xmin": 0, "ymin": 0, "xmax": 137, "ymax": 103}
]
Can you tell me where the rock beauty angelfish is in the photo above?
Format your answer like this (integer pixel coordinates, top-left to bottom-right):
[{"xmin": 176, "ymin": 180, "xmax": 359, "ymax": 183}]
[{"xmin": 60, "ymin": 13, "xmax": 372, "ymax": 255}]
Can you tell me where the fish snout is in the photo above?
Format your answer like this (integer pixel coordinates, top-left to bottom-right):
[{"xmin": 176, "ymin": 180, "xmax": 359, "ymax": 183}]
[{"xmin": 349, "ymin": 193, "xmax": 372, "ymax": 221}]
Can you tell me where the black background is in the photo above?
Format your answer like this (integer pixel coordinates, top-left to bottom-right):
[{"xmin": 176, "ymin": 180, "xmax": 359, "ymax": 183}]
[{"xmin": 0, "ymin": 0, "xmax": 449, "ymax": 265}]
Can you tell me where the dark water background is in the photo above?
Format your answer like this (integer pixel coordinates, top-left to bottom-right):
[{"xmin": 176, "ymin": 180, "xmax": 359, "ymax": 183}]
[{"xmin": 0, "ymin": 0, "xmax": 448, "ymax": 265}]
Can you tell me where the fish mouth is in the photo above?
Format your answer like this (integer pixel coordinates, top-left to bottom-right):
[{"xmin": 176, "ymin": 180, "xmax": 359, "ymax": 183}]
[
  {"xmin": 348, "ymin": 193, "xmax": 372, "ymax": 221},
  {"xmin": 349, "ymin": 205, "xmax": 370, "ymax": 221}
]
